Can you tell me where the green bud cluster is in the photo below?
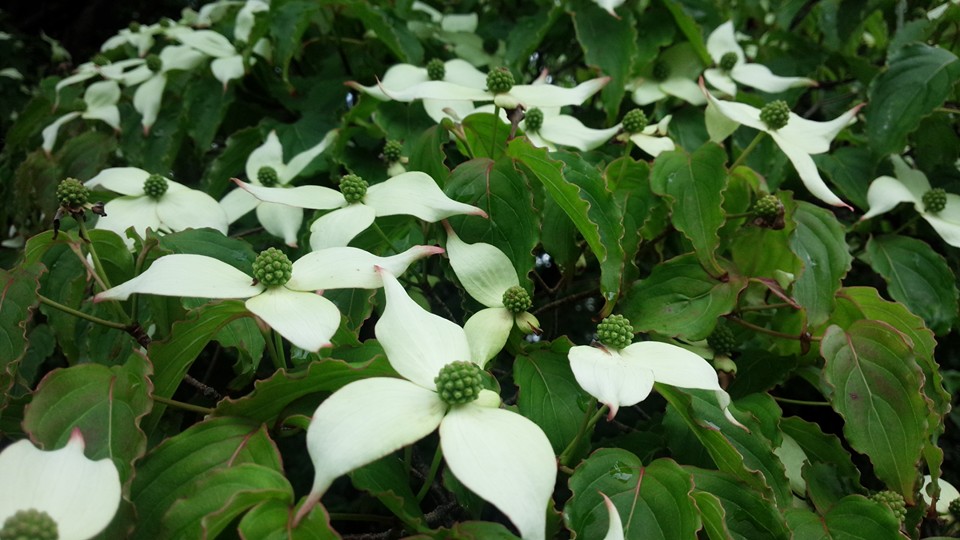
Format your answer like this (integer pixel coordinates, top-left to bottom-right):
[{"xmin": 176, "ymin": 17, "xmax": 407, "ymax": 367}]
[
  {"xmin": 257, "ymin": 166, "xmax": 279, "ymax": 187},
  {"xmin": 145, "ymin": 54, "xmax": 162, "ymax": 73},
  {"xmin": 719, "ymin": 52, "xmax": 738, "ymax": 71},
  {"xmin": 486, "ymin": 68, "xmax": 515, "ymax": 94},
  {"xmin": 426, "ymin": 58, "xmax": 445, "ymax": 81},
  {"xmin": 252, "ymin": 248, "xmax": 293, "ymax": 287},
  {"xmin": 383, "ymin": 140, "xmax": 404, "ymax": 163},
  {"xmin": 57, "ymin": 178, "xmax": 89, "ymax": 208},
  {"xmin": 143, "ymin": 174, "xmax": 169, "ymax": 199},
  {"xmin": 759, "ymin": 100, "xmax": 791, "ymax": 130},
  {"xmin": 502, "ymin": 285, "xmax": 532, "ymax": 314},
  {"xmin": 596, "ymin": 315, "xmax": 634, "ymax": 350},
  {"xmin": 753, "ymin": 195, "xmax": 783, "ymax": 220},
  {"xmin": 92, "ymin": 54, "xmax": 110, "ymax": 66},
  {"xmin": 622, "ymin": 109, "xmax": 649, "ymax": 134},
  {"xmin": 159, "ymin": 18, "xmax": 174, "ymax": 28},
  {"xmin": 651, "ymin": 60, "xmax": 670, "ymax": 81},
  {"xmin": 434, "ymin": 361, "xmax": 484, "ymax": 405},
  {"xmin": 0, "ymin": 509, "xmax": 58, "ymax": 540},
  {"xmin": 339, "ymin": 174, "xmax": 368, "ymax": 203},
  {"xmin": 869, "ymin": 490, "xmax": 906, "ymax": 523},
  {"xmin": 524, "ymin": 108, "xmax": 544, "ymax": 132},
  {"xmin": 922, "ymin": 188, "xmax": 947, "ymax": 213},
  {"xmin": 129, "ymin": 22, "xmax": 141, "ymax": 32},
  {"xmin": 949, "ymin": 497, "xmax": 960, "ymax": 521},
  {"xmin": 707, "ymin": 324, "xmax": 736, "ymax": 356}
]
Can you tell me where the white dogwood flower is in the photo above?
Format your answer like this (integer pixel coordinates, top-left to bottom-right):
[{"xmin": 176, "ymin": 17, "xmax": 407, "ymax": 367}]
[
  {"xmin": 176, "ymin": 29, "xmax": 248, "ymax": 88},
  {"xmin": 120, "ymin": 45, "xmax": 209, "ymax": 133},
  {"xmin": 0, "ymin": 429, "xmax": 121, "ymax": 540},
  {"xmin": 42, "ymin": 80, "xmax": 121, "ymax": 154},
  {"xmin": 703, "ymin": 21, "xmax": 817, "ymax": 97},
  {"xmin": 298, "ymin": 268, "xmax": 557, "ymax": 540},
  {"xmin": 219, "ymin": 129, "xmax": 338, "ymax": 247},
  {"xmin": 236, "ymin": 170, "xmax": 486, "ymax": 250},
  {"xmin": 95, "ymin": 245, "xmax": 441, "ymax": 352},
  {"xmin": 628, "ymin": 44, "xmax": 705, "ymax": 106},
  {"xmin": 861, "ymin": 155, "xmax": 960, "ymax": 247}
]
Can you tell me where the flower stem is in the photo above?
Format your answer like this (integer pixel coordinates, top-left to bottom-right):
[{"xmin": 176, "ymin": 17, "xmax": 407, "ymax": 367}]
[
  {"xmin": 76, "ymin": 219, "xmax": 113, "ymax": 291},
  {"xmin": 37, "ymin": 294, "xmax": 129, "ymax": 330},
  {"xmin": 558, "ymin": 400, "xmax": 607, "ymax": 467},
  {"xmin": 372, "ymin": 222, "xmax": 402, "ymax": 254},
  {"xmin": 728, "ymin": 316, "xmax": 820, "ymax": 342},
  {"xmin": 416, "ymin": 443, "xmax": 444, "ymax": 502},
  {"xmin": 736, "ymin": 302, "xmax": 792, "ymax": 312},
  {"xmin": 490, "ymin": 105, "xmax": 500, "ymax": 157},
  {"xmin": 935, "ymin": 107, "xmax": 960, "ymax": 114},
  {"xmin": 152, "ymin": 395, "xmax": 214, "ymax": 415},
  {"xmin": 773, "ymin": 396, "xmax": 831, "ymax": 407},
  {"xmin": 729, "ymin": 131, "xmax": 766, "ymax": 171},
  {"xmin": 262, "ymin": 328, "xmax": 286, "ymax": 371}
]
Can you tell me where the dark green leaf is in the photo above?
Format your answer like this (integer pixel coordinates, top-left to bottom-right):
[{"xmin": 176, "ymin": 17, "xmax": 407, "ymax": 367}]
[
  {"xmin": 203, "ymin": 127, "xmax": 264, "ymax": 197},
  {"xmin": 784, "ymin": 496, "xmax": 902, "ymax": 539},
  {"xmin": 185, "ymin": 75, "xmax": 235, "ymax": 152},
  {"xmin": 504, "ymin": 7, "xmax": 562, "ymax": 70},
  {"xmin": 569, "ymin": 0, "xmax": 638, "ymax": 121},
  {"xmin": 0, "ymin": 264, "xmax": 43, "ymax": 408},
  {"xmin": 688, "ymin": 468, "xmax": 790, "ymax": 540},
  {"xmin": 789, "ymin": 201, "xmax": 852, "ymax": 326},
  {"xmin": 239, "ymin": 499, "xmax": 339, "ymax": 540},
  {"xmin": 406, "ymin": 124, "xmax": 449, "ymax": 185},
  {"xmin": 351, "ymin": 3, "xmax": 424, "ymax": 65},
  {"xmin": 157, "ymin": 228, "xmax": 258, "ymax": 272},
  {"xmin": 351, "ymin": 456, "xmax": 426, "ymax": 529},
  {"xmin": 54, "ymin": 130, "xmax": 116, "ymax": 181},
  {"xmin": 270, "ymin": 1, "xmax": 321, "ymax": 85}
]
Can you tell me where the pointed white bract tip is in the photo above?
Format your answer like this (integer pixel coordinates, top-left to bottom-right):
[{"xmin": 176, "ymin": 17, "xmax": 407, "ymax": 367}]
[
  {"xmin": 472, "ymin": 208, "xmax": 489, "ymax": 218},
  {"xmin": 374, "ymin": 264, "xmax": 385, "ymax": 274},
  {"xmin": 293, "ymin": 491, "xmax": 322, "ymax": 527},
  {"xmin": 724, "ymin": 408, "xmax": 749, "ymax": 431},
  {"xmin": 92, "ymin": 293, "xmax": 109, "ymax": 304},
  {"xmin": 419, "ymin": 245, "xmax": 445, "ymax": 257},
  {"xmin": 286, "ymin": 241, "xmax": 298, "ymax": 248},
  {"xmin": 344, "ymin": 80, "xmax": 361, "ymax": 90},
  {"xmin": 605, "ymin": 403, "xmax": 619, "ymax": 421},
  {"xmin": 68, "ymin": 427, "xmax": 86, "ymax": 449},
  {"xmin": 232, "ymin": 177, "xmax": 248, "ymax": 188}
]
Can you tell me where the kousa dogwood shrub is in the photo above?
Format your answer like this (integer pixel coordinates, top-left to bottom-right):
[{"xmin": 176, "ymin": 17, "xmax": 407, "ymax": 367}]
[{"xmin": 1, "ymin": 0, "xmax": 960, "ymax": 539}]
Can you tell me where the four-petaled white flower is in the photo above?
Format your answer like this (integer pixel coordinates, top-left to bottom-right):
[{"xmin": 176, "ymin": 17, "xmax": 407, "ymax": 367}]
[
  {"xmin": 702, "ymin": 82, "xmax": 862, "ymax": 209},
  {"xmin": 176, "ymin": 29, "xmax": 249, "ymax": 88},
  {"xmin": 861, "ymin": 155, "xmax": 960, "ymax": 247},
  {"xmin": 622, "ymin": 115, "xmax": 676, "ymax": 157},
  {"xmin": 220, "ymin": 129, "xmax": 338, "ymax": 247},
  {"xmin": 42, "ymin": 80, "xmax": 121, "ymax": 155},
  {"xmin": 703, "ymin": 21, "xmax": 817, "ymax": 97},
  {"xmin": 298, "ymin": 268, "xmax": 557, "ymax": 540},
  {"xmin": 54, "ymin": 58, "xmax": 146, "ymax": 107},
  {"xmin": 120, "ymin": 45, "xmax": 209, "ymax": 133},
  {"xmin": 235, "ymin": 170, "xmax": 487, "ymax": 250},
  {"xmin": 445, "ymin": 223, "xmax": 540, "ymax": 365},
  {"xmin": 85, "ymin": 167, "xmax": 229, "ymax": 245},
  {"xmin": 628, "ymin": 44, "xmax": 705, "ymax": 106},
  {"xmin": 568, "ymin": 337, "xmax": 742, "ymax": 426},
  {"xmin": 100, "ymin": 22, "xmax": 166, "ymax": 57},
  {"xmin": 94, "ymin": 245, "xmax": 442, "ymax": 352},
  {"xmin": 0, "ymin": 429, "xmax": 121, "ymax": 540}
]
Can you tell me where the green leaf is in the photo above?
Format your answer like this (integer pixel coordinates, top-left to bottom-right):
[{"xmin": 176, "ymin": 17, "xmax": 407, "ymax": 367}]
[
  {"xmin": 726, "ymin": 350, "xmax": 799, "ymax": 399},
  {"xmin": 184, "ymin": 74, "xmax": 235, "ymax": 152},
  {"xmin": 504, "ymin": 7, "xmax": 562, "ymax": 70},
  {"xmin": 445, "ymin": 156, "xmax": 540, "ymax": 289},
  {"xmin": 157, "ymin": 228, "xmax": 258, "ymax": 272},
  {"xmin": 660, "ymin": 0, "xmax": 712, "ymax": 65},
  {"xmin": 687, "ymin": 468, "xmax": 790, "ymax": 540},
  {"xmin": 814, "ymin": 147, "xmax": 874, "ymax": 211},
  {"xmin": 350, "ymin": 456, "xmax": 426, "ymax": 529},
  {"xmin": 789, "ymin": 201, "xmax": 852, "ymax": 326},
  {"xmin": 820, "ymin": 321, "xmax": 928, "ymax": 502},
  {"xmin": 239, "ymin": 499, "xmax": 339, "ymax": 540},
  {"xmin": 862, "ymin": 235, "xmax": 958, "ymax": 335},
  {"xmin": 866, "ymin": 43, "xmax": 960, "ymax": 155},
  {"xmin": 650, "ymin": 144, "xmax": 727, "ymax": 276},
  {"xmin": 203, "ymin": 126, "xmax": 263, "ymax": 197},
  {"xmin": 164, "ymin": 463, "xmax": 292, "ymax": 540},
  {"xmin": 460, "ymin": 113, "xmax": 509, "ymax": 160},
  {"xmin": 54, "ymin": 130, "xmax": 116, "ymax": 181},
  {"xmin": 785, "ymin": 496, "xmax": 902, "ymax": 539},
  {"xmin": 270, "ymin": 1, "xmax": 321, "ymax": 85},
  {"xmin": 565, "ymin": 450, "xmax": 700, "ymax": 540},
  {"xmin": 406, "ymin": 124, "xmax": 449, "ymax": 185},
  {"xmin": 351, "ymin": 2, "xmax": 424, "ymax": 65},
  {"xmin": 514, "ymin": 338, "xmax": 591, "ymax": 455},
  {"xmin": 143, "ymin": 301, "xmax": 251, "ymax": 434},
  {"xmin": 212, "ymin": 356, "xmax": 397, "ymax": 423},
  {"xmin": 569, "ymin": 0, "xmax": 638, "ymax": 121},
  {"xmin": 620, "ymin": 254, "xmax": 746, "ymax": 341},
  {"xmin": 130, "ymin": 417, "xmax": 283, "ymax": 539},
  {"xmin": 780, "ymin": 416, "xmax": 863, "ymax": 512},
  {"xmin": 0, "ymin": 264, "xmax": 43, "ymax": 408},
  {"xmin": 606, "ymin": 157, "xmax": 652, "ymax": 286},
  {"xmin": 88, "ymin": 229, "xmax": 135, "ymax": 286},
  {"xmin": 23, "ymin": 354, "xmax": 152, "ymax": 485}
]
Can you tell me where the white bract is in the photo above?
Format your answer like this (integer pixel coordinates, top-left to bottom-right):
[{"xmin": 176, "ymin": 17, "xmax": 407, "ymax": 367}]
[
  {"xmin": 568, "ymin": 338, "xmax": 741, "ymax": 426},
  {"xmin": 600, "ymin": 493, "xmax": 625, "ymax": 540},
  {"xmin": 42, "ymin": 80, "xmax": 121, "ymax": 154},
  {"xmin": 408, "ymin": 3, "xmax": 491, "ymax": 66},
  {"xmin": 299, "ymin": 268, "xmax": 557, "ymax": 540},
  {"xmin": 220, "ymin": 129, "xmax": 338, "ymax": 247},
  {"xmin": 0, "ymin": 429, "xmax": 121, "ymax": 540},
  {"xmin": 236, "ymin": 171, "xmax": 486, "ymax": 250},
  {"xmin": 861, "ymin": 155, "xmax": 960, "ymax": 247},
  {"xmin": 121, "ymin": 45, "xmax": 209, "ymax": 133},
  {"xmin": 628, "ymin": 44, "xmax": 705, "ymax": 106},
  {"xmin": 623, "ymin": 115, "xmax": 675, "ymax": 157},
  {"xmin": 85, "ymin": 167, "xmax": 229, "ymax": 244},
  {"xmin": 703, "ymin": 21, "xmax": 816, "ymax": 97},
  {"xmin": 702, "ymin": 83, "xmax": 862, "ymax": 209},
  {"xmin": 593, "ymin": 0, "xmax": 626, "ymax": 17},
  {"xmin": 922, "ymin": 475, "xmax": 960, "ymax": 520},
  {"xmin": 445, "ymin": 224, "xmax": 539, "ymax": 365},
  {"xmin": 100, "ymin": 23, "xmax": 165, "ymax": 57},
  {"xmin": 176, "ymin": 29, "xmax": 248, "ymax": 88},
  {"xmin": 54, "ymin": 58, "xmax": 146, "ymax": 106},
  {"xmin": 95, "ymin": 245, "xmax": 441, "ymax": 352},
  {"xmin": 462, "ymin": 102, "xmax": 620, "ymax": 152}
]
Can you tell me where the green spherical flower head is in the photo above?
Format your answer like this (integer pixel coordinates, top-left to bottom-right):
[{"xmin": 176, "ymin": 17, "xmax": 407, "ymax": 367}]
[
  {"xmin": 760, "ymin": 100, "xmax": 791, "ymax": 130},
  {"xmin": 143, "ymin": 174, "xmax": 169, "ymax": 199},
  {"xmin": 0, "ymin": 509, "xmax": 58, "ymax": 540},
  {"xmin": 253, "ymin": 248, "xmax": 293, "ymax": 287},
  {"xmin": 707, "ymin": 324, "xmax": 736, "ymax": 356},
  {"xmin": 949, "ymin": 497, "xmax": 960, "ymax": 521},
  {"xmin": 652, "ymin": 60, "xmax": 670, "ymax": 81},
  {"xmin": 339, "ymin": 174, "xmax": 368, "ymax": 203},
  {"xmin": 56, "ymin": 177, "xmax": 89, "ymax": 208},
  {"xmin": 719, "ymin": 52, "xmax": 738, "ymax": 72},
  {"xmin": 753, "ymin": 194, "xmax": 783, "ymax": 220},
  {"xmin": 524, "ymin": 108, "xmax": 544, "ymax": 132},
  {"xmin": 383, "ymin": 140, "xmax": 404, "ymax": 163},
  {"xmin": 486, "ymin": 68, "xmax": 515, "ymax": 94},
  {"xmin": 145, "ymin": 54, "xmax": 162, "ymax": 73},
  {"xmin": 426, "ymin": 58, "xmax": 445, "ymax": 81},
  {"xmin": 257, "ymin": 166, "xmax": 279, "ymax": 187},
  {"xmin": 922, "ymin": 188, "xmax": 947, "ymax": 213},
  {"xmin": 502, "ymin": 285, "xmax": 532, "ymax": 314},
  {"xmin": 622, "ymin": 109, "xmax": 649, "ymax": 134},
  {"xmin": 129, "ymin": 22, "xmax": 141, "ymax": 32},
  {"xmin": 596, "ymin": 314, "xmax": 634, "ymax": 350},
  {"xmin": 92, "ymin": 54, "xmax": 110, "ymax": 66},
  {"xmin": 159, "ymin": 17, "xmax": 173, "ymax": 28},
  {"xmin": 434, "ymin": 361, "xmax": 484, "ymax": 405},
  {"xmin": 869, "ymin": 490, "xmax": 906, "ymax": 523}
]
